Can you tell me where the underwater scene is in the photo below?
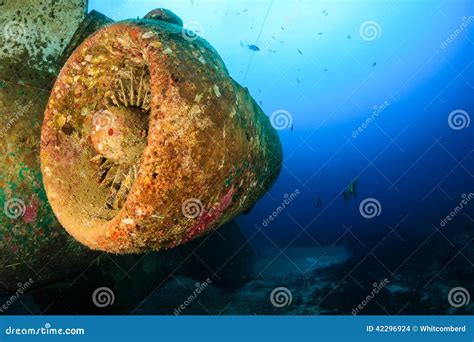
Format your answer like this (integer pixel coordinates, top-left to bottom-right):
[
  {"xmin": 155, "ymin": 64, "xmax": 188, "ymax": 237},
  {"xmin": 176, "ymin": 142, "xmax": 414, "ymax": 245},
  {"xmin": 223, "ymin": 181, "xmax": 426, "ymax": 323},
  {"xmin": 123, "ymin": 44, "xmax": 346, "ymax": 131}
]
[{"xmin": 0, "ymin": 0, "xmax": 473, "ymax": 316}]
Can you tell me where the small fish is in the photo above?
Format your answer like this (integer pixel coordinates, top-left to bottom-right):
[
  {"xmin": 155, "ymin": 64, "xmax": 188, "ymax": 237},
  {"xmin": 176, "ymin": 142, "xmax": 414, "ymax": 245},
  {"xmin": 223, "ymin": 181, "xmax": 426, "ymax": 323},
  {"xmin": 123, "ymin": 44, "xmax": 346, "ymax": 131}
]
[
  {"xmin": 296, "ymin": 77, "xmax": 301, "ymax": 83},
  {"xmin": 281, "ymin": 26, "xmax": 285, "ymax": 30},
  {"xmin": 240, "ymin": 41, "xmax": 244, "ymax": 47},
  {"xmin": 324, "ymin": 68, "xmax": 328, "ymax": 72},
  {"xmin": 290, "ymin": 124, "xmax": 294, "ymax": 131},
  {"xmin": 315, "ymin": 197, "xmax": 323, "ymax": 208},
  {"xmin": 347, "ymin": 35, "xmax": 351, "ymax": 40},
  {"xmin": 247, "ymin": 44, "xmax": 260, "ymax": 52},
  {"xmin": 259, "ymin": 100, "xmax": 263, "ymax": 106},
  {"xmin": 348, "ymin": 179, "xmax": 359, "ymax": 197},
  {"xmin": 342, "ymin": 179, "xmax": 359, "ymax": 204},
  {"xmin": 322, "ymin": 9, "xmax": 328, "ymax": 16},
  {"xmin": 297, "ymin": 48, "xmax": 303, "ymax": 55},
  {"xmin": 317, "ymin": 32, "xmax": 323, "ymax": 35},
  {"xmin": 372, "ymin": 62, "xmax": 377, "ymax": 67}
]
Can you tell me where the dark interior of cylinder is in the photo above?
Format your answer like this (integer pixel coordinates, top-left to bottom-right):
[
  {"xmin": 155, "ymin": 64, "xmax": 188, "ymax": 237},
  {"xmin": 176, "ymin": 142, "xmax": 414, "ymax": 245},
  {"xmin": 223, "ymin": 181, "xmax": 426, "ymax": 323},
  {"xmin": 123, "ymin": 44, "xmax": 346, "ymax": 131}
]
[{"xmin": 88, "ymin": 65, "xmax": 151, "ymax": 211}]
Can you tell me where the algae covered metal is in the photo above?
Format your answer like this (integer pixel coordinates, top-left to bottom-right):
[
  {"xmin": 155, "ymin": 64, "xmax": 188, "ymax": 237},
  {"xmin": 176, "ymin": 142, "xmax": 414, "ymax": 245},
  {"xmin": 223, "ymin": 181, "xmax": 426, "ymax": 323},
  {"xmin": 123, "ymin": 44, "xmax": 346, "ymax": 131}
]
[
  {"xmin": 41, "ymin": 18, "xmax": 282, "ymax": 253},
  {"xmin": 0, "ymin": 0, "xmax": 94, "ymax": 294}
]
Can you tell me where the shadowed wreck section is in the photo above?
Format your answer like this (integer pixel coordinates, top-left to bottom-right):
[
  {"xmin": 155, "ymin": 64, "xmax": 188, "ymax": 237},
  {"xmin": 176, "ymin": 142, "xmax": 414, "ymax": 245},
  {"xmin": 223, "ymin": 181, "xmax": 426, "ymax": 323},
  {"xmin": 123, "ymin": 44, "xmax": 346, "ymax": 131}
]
[{"xmin": 41, "ymin": 19, "xmax": 282, "ymax": 253}]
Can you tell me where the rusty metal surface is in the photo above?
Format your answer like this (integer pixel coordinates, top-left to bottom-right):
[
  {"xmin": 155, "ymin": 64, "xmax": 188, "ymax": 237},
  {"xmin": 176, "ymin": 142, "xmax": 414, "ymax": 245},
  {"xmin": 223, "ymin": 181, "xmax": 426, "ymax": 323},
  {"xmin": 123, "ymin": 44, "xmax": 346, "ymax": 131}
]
[
  {"xmin": 41, "ymin": 19, "xmax": 282, "ymax": 253},
  {"xmin": 0, "ymin": 0, "xmax": 88, "ymax": 75},
  {"xmin": 0, "ymin": 0, "xmax": 93, "ymax": 295}
]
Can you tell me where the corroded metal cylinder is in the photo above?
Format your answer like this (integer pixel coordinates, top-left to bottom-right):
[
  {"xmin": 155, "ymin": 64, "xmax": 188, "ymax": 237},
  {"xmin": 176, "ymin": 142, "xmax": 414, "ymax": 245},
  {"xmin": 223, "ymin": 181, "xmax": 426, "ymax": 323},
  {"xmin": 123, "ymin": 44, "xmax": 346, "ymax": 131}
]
[
  {"xmin": 0, "ymin": 0, "xmax": 93, "ymax": 295},
  {"xmin": 41, "ymin": 19, "xmax": 282, "ymax": 253}
]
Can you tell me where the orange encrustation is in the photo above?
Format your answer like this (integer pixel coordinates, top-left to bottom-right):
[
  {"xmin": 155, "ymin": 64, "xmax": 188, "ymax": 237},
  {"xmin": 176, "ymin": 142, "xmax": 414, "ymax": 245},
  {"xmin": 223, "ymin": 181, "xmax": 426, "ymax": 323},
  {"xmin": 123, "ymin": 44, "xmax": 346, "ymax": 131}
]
[{"xmin": 41, "ymin": 19, "xmax": 282, "ymax": 253}]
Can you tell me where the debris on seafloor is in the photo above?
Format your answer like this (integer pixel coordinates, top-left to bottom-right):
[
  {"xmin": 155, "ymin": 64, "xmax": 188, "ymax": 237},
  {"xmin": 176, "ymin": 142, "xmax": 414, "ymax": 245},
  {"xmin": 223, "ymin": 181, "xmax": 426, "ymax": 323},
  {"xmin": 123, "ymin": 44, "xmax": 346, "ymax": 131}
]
[{"xmin": 253, "ymin": 246, "xmax": 350, "ymax": 278}]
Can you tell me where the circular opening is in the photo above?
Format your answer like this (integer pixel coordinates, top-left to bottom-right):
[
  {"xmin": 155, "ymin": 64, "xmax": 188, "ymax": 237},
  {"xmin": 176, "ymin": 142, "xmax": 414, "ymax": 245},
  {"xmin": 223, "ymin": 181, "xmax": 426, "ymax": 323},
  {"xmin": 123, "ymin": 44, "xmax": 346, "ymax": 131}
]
[{"xmin": 43, "ymin": 25, "xmax": 153, "ymax": 227}]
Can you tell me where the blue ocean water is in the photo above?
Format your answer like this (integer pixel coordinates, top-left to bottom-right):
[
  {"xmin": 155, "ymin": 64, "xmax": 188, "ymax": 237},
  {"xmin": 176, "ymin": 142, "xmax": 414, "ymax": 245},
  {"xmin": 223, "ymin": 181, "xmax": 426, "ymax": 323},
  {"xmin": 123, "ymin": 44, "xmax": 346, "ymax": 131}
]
[
  {"xmin": 0, "ymin": 0, "xmax": 471, "ymax": 317},
  {"xmin": 90, "ymin": 0, "xmax": 473, "ymax": 250}
]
